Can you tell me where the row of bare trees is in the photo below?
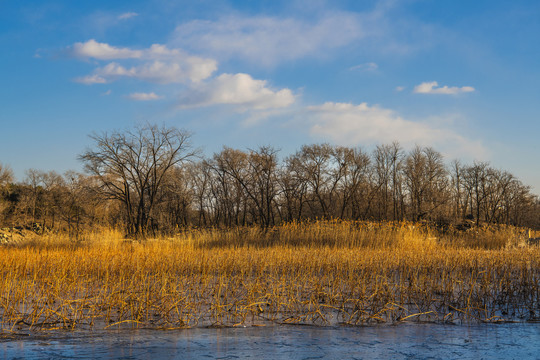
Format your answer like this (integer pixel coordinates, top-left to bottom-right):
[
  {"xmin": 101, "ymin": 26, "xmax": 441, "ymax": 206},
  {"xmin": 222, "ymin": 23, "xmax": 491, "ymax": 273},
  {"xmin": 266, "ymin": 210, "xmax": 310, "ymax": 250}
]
[
  {"xmin": 0, "ymin": 124, "xmax": 538, "ymax": 237},
  {"xmin": 191, "ymin": 142, "xmax": 538, "ymax": 229}
]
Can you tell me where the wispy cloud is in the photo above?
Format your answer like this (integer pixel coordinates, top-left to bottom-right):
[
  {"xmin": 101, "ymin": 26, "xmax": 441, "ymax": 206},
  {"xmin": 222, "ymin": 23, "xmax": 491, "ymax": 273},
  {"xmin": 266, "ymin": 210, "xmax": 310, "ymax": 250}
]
[
  {"xmin": 90, "ymin": 61, "xmax": 215, "ymax": 84},
  {"xmin": 118, "ymin": 12, "xmax": 138, "ymax": 20},
  {"xmin": 413, "ymin": 81, "xmax": 475, "ymax": 95},
  {"xmin": 72, "ymin": 39, "xmax": 141, "ymax": 60},
  {"xmin": 169, "ymin": 2, "xmax": 442, "ymax": 68},
  {"xmin": 71, "ymin": 40, "xmax": 210, "ymax": 61},
  {"xmin": 349, "ymin": 62, "xmax": 378, "ymax": 72},
  {"xmin": 75, "ymin": 74, "xmax": 107, "ymax": 84},
  {"xmin": 126, "ymin": 92, "xmax": 162, "ymax": 101},
  {"xmin": 71, "ymin": 40, "xmax": 217, "ymax": 84},
  {"xmin": 178, "ymin": 73, "xmax": 295, "ymax": 110},
  {"xmin": 395, "ymin": 86, "xmax": 405, "ymax": 92},
  {"xmin": 82, "ymin": 10, "xmax": 140, "ymax": 35},
  {"xmin": 172, "ymin": 12, "xmax": 369, "ymax": 66},
  {"xmin": 305, "ymin": 102, "xmax": 485, "ymax": 157}
]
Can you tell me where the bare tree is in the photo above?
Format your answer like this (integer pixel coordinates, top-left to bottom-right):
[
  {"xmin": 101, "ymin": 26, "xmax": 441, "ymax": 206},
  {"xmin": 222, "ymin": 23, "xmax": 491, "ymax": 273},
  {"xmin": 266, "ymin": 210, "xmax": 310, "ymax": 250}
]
[
  {"xmin": 333, "ymin": 146, "xmax": 371, "ymax": 219},
  {"xmin": 462, "ymin": 162, "xmax": 489, "ymax": 226},
  {"xmin": 0, "ymin": 163, "xmax": 13, "ymax": 186},
  {"xmin": 185, "ymin": 161, "xmax": 213, "ymax": 227},
  {"xmin": 60, "ymin": 171, "xmax": 88, "ymax": 239},
  {"xmin": 450, "ymin": 160, "xmax": 466, "ymax": 221},
  {"xmin": 209, "ymin": 148, "xmax": 250, "ymax": 226},
  {"xmin": 404, "ymin": 146, "xmax": 448, "ymax": 221},
  {"xmin": 154, "ymin": 166, "xmax": 193, "ymax": 233},
  {"xmin": 23, "ymin": 169, "xmax": 45, "ymax": 227},
  {"xmin": 288, "ymin": 144, "xmax": 339, "ymax": 219},
  {"xmin": 246, "ymin": 146, "xmax": 280, "ymax": 228},
  {"xmin": 482, "ymin": 168, "xmax": 514, "ymax": 224},
  {"xmin": 0, "ymin": 163, "xmax": 14, "ymax": 226},
  {"xmin": 279, "ymin": 156, "xmax": 308, "ymax": 222},
  {"xmin": 373, "ymin": 142, "xmax": 404, "ymax": 220},
  {"xmin": 79, "ymin": 123, "xmax": 196, "ymax": 237}
]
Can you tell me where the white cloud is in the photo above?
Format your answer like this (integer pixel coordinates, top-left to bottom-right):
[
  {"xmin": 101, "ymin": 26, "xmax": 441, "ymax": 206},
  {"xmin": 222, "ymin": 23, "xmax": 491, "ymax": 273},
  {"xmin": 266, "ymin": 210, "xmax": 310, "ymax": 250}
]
[
  {"xmin": 127, "ymin": 92, "xmax": 162, "ymax": 101},
  {"xmin": 75, "ymin": 74, "xmax": 108, "ymax": 84},
  {"xmin": 71, "ymin": 40, "xmax": 213, "ymax": 62},
  {"xmin": 413, "ymin": 81, "xmax": 475, "ymax": 95},
  {"xmin": 101, "ymin": 89, "xmax": 112, "ymax": 96},
  {"xmin": 71, "ymin": 40, "xmax": 217, "ymax": 84},
  {"xmin": 179, "ymin": 73, "xmax": 295, "ymax": 110},
  {"xmin": 118, "ymin": 12, "xmax": 138, "ymax": 20},
  {"xmin": 395, "ymin": 86, "xmax": 405, "ymax": 92},
  {"xmin": 349, "ymin": 62, "xmax": 378, "ymax": 72},
  {"xmin": 72, "ymin": 39, "xmax": 142, "ymax": 60},
  {"xmin": 91, "ymin": 60, "xmax": 215, "ymax": 84},
  {"xmin": 305, "ymin": 102, "xmax": 485, "ymax": 157},
  {"xmin": 169, "ymin": 3, "xmax": 438, "ymax": 67},
  {"xmin": 172, "ymin": 12, "xmax": 368, "ymax": 66}
]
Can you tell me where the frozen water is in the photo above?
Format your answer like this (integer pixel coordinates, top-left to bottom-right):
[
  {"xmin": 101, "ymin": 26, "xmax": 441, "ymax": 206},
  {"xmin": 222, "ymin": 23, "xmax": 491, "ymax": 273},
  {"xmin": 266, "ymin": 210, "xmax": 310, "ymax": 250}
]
[{"xmin": 2, "ymin": 323, "xmax": 540, "ymax": 359}]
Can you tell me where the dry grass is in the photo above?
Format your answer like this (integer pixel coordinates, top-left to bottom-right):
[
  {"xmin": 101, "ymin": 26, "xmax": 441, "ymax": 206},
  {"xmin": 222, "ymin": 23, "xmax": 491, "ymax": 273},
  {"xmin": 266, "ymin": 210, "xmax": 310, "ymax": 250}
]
[
  {"xmin": 0, "ymin": 221, "xmax": 539, "ymax": 332},
  {"xmin": 174, "ymin": 220, "xmax": 529, "ymax": 250}
]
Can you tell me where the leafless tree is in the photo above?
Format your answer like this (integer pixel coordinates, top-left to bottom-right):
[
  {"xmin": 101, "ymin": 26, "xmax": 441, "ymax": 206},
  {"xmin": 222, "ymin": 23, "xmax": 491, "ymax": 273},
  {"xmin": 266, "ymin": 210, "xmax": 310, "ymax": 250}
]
[
  {"xmin": 279, "ymin": 156, "xmax": 308, "ymax": 222},
  {"xmin": 60, "ymin": 171, "xmax": 88, "ymax": 239},
  {"xmin": 0, "ymin": 163, "xmax": 14, "ymax": 226},
  {"xmin": 462, "ymin": 162, "xmax": 489, "ymax": 226},
  {"xmin": 245, "ymin": 146, "xmax": 280, "ymax": 228},
  {"xmin": 288, "ymin": 144, "xmax": 342, "ymax": 219},
  {"xmin": 79, "ymin": 123, "xmax": 196, "ymax": 237},
  {"xmin": 209, "ymin": 148, "xmax": 250, "ymax": 226},
  {"xmin": 0, "ymin": 163, "xmax": 13, "ymax": 186},
  {"xmin": 482, "ymin": 168, "xmax": 514, "ymax": 224},
  {"xmin": 185, "ymin": 161, "xmax": 213, "ymax": 227},
  {"xmin": 373, "ymin": 142, "xmax": 404, "ymax": 220},
  {"xmin": 154, "ymin": 166, "xmax": 193, "ymax": 233},
  {"xmin": 23, "ymin": 169, "xmax": 45, "ymax": 227},
  {"xmin": 333, "ymin": 146, "xmax": 371, "ymax": 219},
  {"xmin": 450, "ymin": 160, "xmax": 466, "ymax": 221},
  {"xmin": 404, "ymin": 146, "xmax": 448, "ymax": 221}
]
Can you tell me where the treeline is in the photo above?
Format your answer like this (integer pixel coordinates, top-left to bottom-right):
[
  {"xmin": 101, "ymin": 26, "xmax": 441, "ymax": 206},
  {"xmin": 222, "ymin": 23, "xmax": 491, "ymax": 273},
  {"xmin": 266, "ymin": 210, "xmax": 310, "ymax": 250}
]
[{"xmin": 0, "ymin": 124, "xmax": 538, "ymax": 237}]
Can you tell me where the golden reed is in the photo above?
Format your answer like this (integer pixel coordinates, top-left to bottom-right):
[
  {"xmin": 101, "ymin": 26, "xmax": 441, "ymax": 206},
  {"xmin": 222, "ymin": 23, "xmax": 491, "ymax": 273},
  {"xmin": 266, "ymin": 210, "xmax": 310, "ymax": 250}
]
[{"xmin": 0, "ymin": 221, "xmax": 538, "ymax": 332}]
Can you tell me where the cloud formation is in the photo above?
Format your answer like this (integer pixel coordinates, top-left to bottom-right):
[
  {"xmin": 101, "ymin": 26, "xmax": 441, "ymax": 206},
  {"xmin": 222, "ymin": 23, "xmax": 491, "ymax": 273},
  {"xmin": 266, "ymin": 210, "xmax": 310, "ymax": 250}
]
[
  {"xmin": 127, "ymin": 92, "xmax": 162, "ymax": 101},
  {"xmin": 305, "ymin": 102, "xmax": 485, "ymax": 157},
  {"xmin": 179, "ymin": 73, "xmax": 295, "ymax": 110},
  {"xmin": 118, "ymin": 12, "xmax": 138, "ymax": 20},
  {"xmin": 413, "ymin": 81, "xmax": 475, "ymax": 95},
  {"xmin": 81, "ymin": 60, "xmax": 215, "ymax": 84},
  {"xmin": 72, "ymin": 39, "xmax": 141, "ymax": 59},
  {"xmin": 172, "ymin": 12, "xmax": 367, "ymax": 66},
  {"xmin": 76, "ymin": 74, "xmax": 107, "ymax": 84},
  {"xmin": 349, "ymin": 62, "xmax": 378, "ymax": 72},
  {"xmin": 71, "ymin": 40, "xmax": 217, "ymax": 84}
]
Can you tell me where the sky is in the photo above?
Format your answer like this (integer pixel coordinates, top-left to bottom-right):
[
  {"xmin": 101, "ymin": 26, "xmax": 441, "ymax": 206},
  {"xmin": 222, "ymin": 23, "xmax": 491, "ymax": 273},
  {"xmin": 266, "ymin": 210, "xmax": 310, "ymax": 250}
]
[{"xmin": 1, "ymin": 0, "xmax": 539, "ymax": 193}]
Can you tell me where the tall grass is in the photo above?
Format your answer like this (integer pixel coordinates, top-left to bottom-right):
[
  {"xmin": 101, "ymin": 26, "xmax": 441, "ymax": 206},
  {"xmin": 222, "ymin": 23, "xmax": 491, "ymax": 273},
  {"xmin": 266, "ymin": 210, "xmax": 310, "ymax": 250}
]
[
  {"xmin": 0, "ymin": 221, "xmax": 538, "ymax": 332},
  {"xmin": 175, "ymin": 220, "xmax": 528, "ymax": 250}
]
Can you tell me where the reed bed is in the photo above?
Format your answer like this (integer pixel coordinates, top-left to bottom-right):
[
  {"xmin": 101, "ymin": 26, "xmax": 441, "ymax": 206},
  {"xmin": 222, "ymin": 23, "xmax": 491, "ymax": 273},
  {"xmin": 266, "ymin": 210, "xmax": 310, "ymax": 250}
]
[{"xmin": 0, "ymin": 221, "xmax": 539, "ymax": 332}]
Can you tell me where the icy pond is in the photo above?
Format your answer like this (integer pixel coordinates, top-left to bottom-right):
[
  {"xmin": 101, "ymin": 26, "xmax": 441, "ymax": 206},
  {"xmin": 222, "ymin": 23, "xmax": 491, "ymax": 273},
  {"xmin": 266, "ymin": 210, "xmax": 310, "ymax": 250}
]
[{"xmin": 2, "ymin": 323, "xmax": 540, "ymax": 359}]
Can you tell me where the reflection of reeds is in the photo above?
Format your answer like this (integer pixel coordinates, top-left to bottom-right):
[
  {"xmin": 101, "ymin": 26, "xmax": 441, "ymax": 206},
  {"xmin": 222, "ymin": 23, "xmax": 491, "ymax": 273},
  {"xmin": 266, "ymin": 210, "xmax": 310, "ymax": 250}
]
[{"xmin": 0, "ymin": 221, "xmax": 538, "ymax": 331}]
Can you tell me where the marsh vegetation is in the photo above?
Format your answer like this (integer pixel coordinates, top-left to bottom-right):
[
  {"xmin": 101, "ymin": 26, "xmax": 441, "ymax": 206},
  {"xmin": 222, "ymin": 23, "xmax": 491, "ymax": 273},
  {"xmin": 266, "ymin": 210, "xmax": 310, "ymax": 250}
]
[{"xmin": 1, "ymin": 221, "xmax": 539, "ymax": 333}]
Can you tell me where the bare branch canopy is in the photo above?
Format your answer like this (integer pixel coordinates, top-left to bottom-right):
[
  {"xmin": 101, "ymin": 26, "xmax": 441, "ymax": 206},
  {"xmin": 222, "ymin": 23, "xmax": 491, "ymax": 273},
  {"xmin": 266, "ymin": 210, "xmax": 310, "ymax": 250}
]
[{"xmin": 79, "ymin": 123, "xmax": 197, "ymax": 237}]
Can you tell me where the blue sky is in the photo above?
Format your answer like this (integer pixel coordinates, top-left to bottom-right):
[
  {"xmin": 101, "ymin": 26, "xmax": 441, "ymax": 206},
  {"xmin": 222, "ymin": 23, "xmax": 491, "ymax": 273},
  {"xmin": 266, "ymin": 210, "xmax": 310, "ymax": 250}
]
[{"xmin": 1, "ymin": 0, "xmax": 539, "ymax": 193}]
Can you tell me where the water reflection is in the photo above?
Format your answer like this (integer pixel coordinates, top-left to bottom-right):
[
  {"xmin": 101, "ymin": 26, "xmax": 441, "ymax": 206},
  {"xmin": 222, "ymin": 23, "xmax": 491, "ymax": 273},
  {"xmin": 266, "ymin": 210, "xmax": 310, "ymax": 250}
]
[{"xmin": 2, "ymin": 323, "xmax": 540, "ymax": 359}]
